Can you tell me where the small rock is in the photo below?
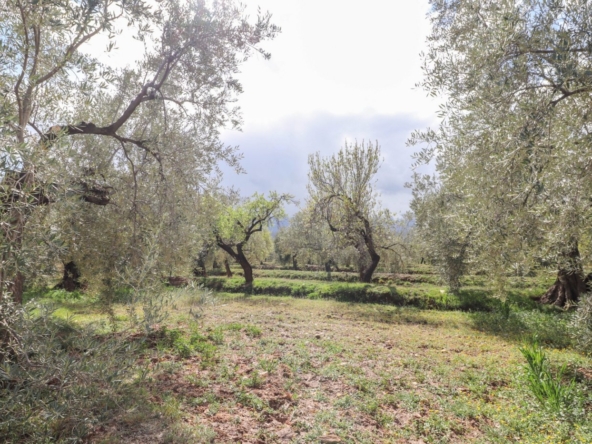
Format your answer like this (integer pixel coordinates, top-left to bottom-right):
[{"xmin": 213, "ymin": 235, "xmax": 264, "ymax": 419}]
[{"xmin": 315, "ymin": 334, "xmax": 322, "ymax": 339}]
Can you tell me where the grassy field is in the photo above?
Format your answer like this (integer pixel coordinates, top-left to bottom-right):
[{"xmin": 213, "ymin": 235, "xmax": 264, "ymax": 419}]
[{"xmin": 17, "ymin": 268, "xmax": 592, "ymax": 443}]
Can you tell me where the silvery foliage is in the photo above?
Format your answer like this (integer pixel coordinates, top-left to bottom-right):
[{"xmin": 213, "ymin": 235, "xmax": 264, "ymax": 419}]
[
  {"xmin": 411, "ymin": 0, "xmax": 592, "ymax": 288},
  {"xmin": 0, "ymin": 0, "xmax": 280, "ymax": 299},
  {"xmin": 570, "ymin": 294, "xmax": 592, "ymax": 353},
  {"xmin": 186, "ymin": 283, "xmax": 217, "ymax": 321},
  {"xmin": 0, "ymin": 296, "xmax": 138, "ymax": 442},
  {"xmin": 410, "ymin": 175, "xmax": 470, "ymax": 293},
  {"xmin": 307, "ymin": 141, "xmax": 406, "ymax": 281}
]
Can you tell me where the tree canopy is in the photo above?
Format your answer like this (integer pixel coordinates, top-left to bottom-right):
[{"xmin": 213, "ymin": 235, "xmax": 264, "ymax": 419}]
[
  {"xmin": 307, "ymin": 141, "xmax": 402, "ymax": 282},
  {"xmin": 411, "ymin": 0, "xmax": 592, "ymax": 305},
  {"xmin": 214, "ymin": 192, "xmax": 291, "ymax": 286},
  {"xmin": 0, "ymin": 0, "xmax": 279, "ymax": 301}
]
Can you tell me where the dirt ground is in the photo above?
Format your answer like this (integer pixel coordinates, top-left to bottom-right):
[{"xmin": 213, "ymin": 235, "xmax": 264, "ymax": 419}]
[{"xmin": 90, "ymin": 295, "xmax": 592, "ymax": 444}]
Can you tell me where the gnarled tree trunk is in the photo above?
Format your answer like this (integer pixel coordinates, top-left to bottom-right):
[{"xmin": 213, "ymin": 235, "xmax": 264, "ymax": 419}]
[
  {"xmin": 55, "ymin": 261, "xmax": 83, "ymax": 292},
  {"xmin": 235, "ymin": 246, "xmax": 254, "ymax": 287},
  {"xmin": 358, "ymin": 218, "xmax": 381, "ymax": 283},
  {"xmin": 360, "ymin": 250, "xmax": 380, "ymax": 283},
  {"xmin": 224, "ymin": 258, "xmax": 233, "ymax": 278},
  {"xmin": 541, "ymin": 243, "xmax": 586, "ymax": 307},
  {"xmin": 541, "ymin": 269, "xmax": 585, "ymax": 307},
  {"xmin": 216, "ymin": 241, "xmax": 254, "ymax": 287},
  {"xmin": 193, "ymin": 258, "xmax": 207, "ymax": 278}
]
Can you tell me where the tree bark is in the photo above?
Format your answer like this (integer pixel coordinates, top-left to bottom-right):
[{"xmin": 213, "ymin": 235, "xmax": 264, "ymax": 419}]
[
  {"xmin": 358, "ymin": 218, "xmax": 381, "ymax": 283},
  {"xmin": 55, "ymin": 261, "xmax": 83, "ymax": 292},
  {"xmin": 541, "ymin": 244, "xmax": 586, "ymax": 307},
  {"xmin": 224, "ymin": 258, "xmax": 233, "ymax": 278},
  {"xmin": 292, "ymin": 255, "xmax": 298, "ymax": 270},
  {"xmin": 193, "ymin": 258, "xmax": 207, "ymax": 278},
  {"xmin": 236, "ymin": 246, "xmax": 254, "ymax": 287},
  {"xmin": 217, "ymin": 242, "xmax": 254, "ymax": 287},
  {"xmin": 10, "ymin": 272, "xmax": 25, "ymax": 305},
  {"xmin": 360, "ymin": 250, "xmax": 380, "ymax": 283}
]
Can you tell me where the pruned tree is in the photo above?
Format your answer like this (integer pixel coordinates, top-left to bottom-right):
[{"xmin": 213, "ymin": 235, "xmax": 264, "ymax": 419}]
[
  {"xmin": 307, "ymin": 141, "xmax": 400, "ymax": 282},
  {"xmin": 214, "ymin": 192, "xmax": 291, "ymax": 286}
]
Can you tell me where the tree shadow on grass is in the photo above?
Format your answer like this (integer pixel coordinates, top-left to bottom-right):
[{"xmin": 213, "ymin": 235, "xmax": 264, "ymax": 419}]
[
  {"xmin": 337, "ymin": 305, "xmax": 448, "ymax": 328},
  {"xmin": 468, "ymin": 303, "xmax": 573, "ymax": 349}
]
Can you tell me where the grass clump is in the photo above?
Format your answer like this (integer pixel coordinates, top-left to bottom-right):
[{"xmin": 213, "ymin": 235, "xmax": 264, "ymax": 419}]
[
  {"xmin": 157, "ymin": 326, "xmax": 219, "ymax": 364},
  {"xmin": 520, "ymin": 339, "xmax": 575, "ymax": 412}
]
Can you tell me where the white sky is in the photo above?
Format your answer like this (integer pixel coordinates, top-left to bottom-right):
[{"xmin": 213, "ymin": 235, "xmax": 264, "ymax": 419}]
[
  {"xmin": 219, "ymin": 0, "xmax": 438, "ymax": 214},
  {"xmin": 231, "ymin": 0, "xmax": 435, "ymax": 125}
]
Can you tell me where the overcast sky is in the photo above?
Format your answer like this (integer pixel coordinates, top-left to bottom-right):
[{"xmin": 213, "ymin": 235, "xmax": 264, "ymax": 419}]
[{"xmin": 219, "ymin": 0, "xmax": 438, "ymax": 215}]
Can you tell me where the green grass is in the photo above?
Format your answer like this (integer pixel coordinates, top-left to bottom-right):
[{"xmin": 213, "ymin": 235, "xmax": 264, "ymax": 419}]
[
  {"xmin": 203, "ymin": 275, "xmax": 552, "ymax": 314},
  {"xmin": 203, "ymin": 277, "xmax": 396, "ymax": 303},
  {"xmin": 12, "ymin": 266, "xmax": 592, "ymax": 443}
]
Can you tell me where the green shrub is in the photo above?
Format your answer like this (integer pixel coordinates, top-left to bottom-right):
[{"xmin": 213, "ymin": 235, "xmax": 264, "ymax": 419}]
[{"xmin": 245, "ymin": 325, "xmax": 262, "ymax": 338}]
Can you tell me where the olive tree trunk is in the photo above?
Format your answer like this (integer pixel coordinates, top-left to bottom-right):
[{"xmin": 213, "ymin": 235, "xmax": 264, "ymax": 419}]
[
  {"xmin": 358, "ymin": 218, "xmax": 381, "ymax": 283},
  {"xmin": 55, "ymin": 261, "xmax": 83, "ymax": 292},
  {"xmin": 217, "ymin": 244, "xmax": 253, "ymax": 286},
  {"xmin": 360, "ymin": 250, "xmax": 380, "ymax": 283},
  {"xmin": 223, "ymin": 258, "xmax": 233, "ymax": 277},
  {"xmin": 541, "ymin": 244, "xmax": 586, "ymax": 307}
]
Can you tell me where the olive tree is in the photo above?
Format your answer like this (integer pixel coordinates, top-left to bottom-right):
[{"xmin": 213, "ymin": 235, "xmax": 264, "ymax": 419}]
[
  {"xmin": 411, "ymin": 0, "xmax": 592, "ymax": 306},
  {"xmin": 410, "ymin": 174, "xmax": 471, "ymax": 293},
  {"xmin": 214, "ymin": 192, "xmax": 291, "ymax": 286},
  {"xmin": 276, "ymin": 207, "xmax": 343, "ymax": 271},
  {"xmin": 0, "ymin": 0, "xmax": 279, "ymax": 302},
  {"xmin": 307, "ymin": 141, "xmax": 400, "ymax": 282}
]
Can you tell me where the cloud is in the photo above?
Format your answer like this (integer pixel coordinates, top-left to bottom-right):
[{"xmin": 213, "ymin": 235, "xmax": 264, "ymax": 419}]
[{"xmin": 219, "ymin": 112, "xmax": 435, "ymax": 215}]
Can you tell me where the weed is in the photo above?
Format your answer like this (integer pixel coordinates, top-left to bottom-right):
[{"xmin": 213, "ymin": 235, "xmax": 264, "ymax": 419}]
[
  {"xmin": 207, "ymin": 328, "xmax": 225, "ymax": 344},
  {"xmin": 243, "ymin": 372, "xmax": 265, "ymax": 388},
  {"xmin": 245, "ymin": 324, "xmax": 262, "ymax": 337},
  {"xmin": 334, "ymin": 395, "xmax": 354, "ymax": 409},
  {"xmin": 223, "ymin": 322, "xmax": 244, "ymax": 331},
  {"xmin": 163, "ymin": 422, "xmax": 216, "ymax": 443},
  {"xmin": 159, "ymin": 396, "xmax": 182, "ymax": 422},
  {"xmin": 173, "ymin": 337, "xmax": 193, "ymax": 358},
  {"xmin": 520, "ymin": 339, "xmax": 575, "ymax": 412},
  {"xmin": 237, "ymin": 391, "xmax": 267, "ymax": 411},
  {"xmin": 360, "ymin": 398, "xmax": 380, "ymax": 417},
  {"xmin": 186, "ymin": 374, "xmax": 208, "ymax": 388},
  {"xmin": 258, "ymin": 359, "xmax": 278, "ymax": 373}
]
